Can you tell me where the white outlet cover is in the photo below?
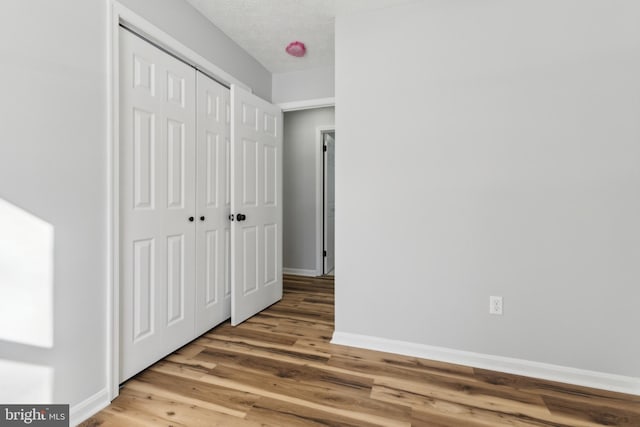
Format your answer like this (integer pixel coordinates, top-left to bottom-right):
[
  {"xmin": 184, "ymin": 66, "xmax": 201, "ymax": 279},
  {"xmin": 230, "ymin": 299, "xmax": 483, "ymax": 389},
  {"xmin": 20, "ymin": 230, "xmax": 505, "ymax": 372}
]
[{"xmin": 490, "ymin": 296, "xmax": 503, "ymax": 315}]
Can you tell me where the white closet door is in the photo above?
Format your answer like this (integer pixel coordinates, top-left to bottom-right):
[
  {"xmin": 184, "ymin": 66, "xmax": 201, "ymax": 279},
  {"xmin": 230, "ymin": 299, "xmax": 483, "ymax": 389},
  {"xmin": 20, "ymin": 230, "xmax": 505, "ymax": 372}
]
[
  {"xmin": 230, "ymin": 85, "xmax": 283, "ymax": 326},
  {"xmin": 195, "ymin": 72, "xmax": 231, "ymax": 335},
  {"xmin": 119, "ymin": 29, "xmax": 197, "ymax": 382}
]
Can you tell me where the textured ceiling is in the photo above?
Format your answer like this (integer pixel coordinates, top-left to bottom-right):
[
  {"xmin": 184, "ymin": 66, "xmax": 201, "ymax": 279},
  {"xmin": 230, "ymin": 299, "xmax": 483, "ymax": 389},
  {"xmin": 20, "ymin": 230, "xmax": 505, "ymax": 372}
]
[{"xmin": 185, "ymin": 0, "xmax": 419, "ymax": 74}]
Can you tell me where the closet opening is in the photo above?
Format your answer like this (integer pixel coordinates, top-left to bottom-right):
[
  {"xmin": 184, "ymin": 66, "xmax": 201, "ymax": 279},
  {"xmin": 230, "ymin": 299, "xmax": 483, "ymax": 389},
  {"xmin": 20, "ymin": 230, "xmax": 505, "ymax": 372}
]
[{"xmin": 110, "ymin": 10, "xmax": 283, "ymax": 397}]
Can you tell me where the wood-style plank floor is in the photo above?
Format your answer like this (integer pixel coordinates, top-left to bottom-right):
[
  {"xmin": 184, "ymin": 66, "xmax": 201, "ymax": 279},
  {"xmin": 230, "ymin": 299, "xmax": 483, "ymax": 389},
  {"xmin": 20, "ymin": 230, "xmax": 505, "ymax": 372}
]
[{"xmin": 82, "ymin": 275, "xmax": 640, "ymax": 426}]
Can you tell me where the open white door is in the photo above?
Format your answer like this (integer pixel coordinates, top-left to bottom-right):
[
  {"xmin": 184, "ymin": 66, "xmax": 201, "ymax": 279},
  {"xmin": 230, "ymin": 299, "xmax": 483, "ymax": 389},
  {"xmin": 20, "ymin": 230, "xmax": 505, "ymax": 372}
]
[
  {"xmin": 230, "ymin": 85, "xmax": 283, "ymax": 326},
  {"xmin": 324, "ymin": 132, "xmax": 335, "ymax": 274}
]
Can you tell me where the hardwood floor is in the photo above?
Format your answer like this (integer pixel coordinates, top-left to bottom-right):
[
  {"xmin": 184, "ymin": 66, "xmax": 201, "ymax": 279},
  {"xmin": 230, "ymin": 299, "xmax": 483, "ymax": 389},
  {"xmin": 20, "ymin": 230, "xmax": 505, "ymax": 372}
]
[{"xmin": 82, "ymin": 275, "xmax": 640, "ymax": 426}]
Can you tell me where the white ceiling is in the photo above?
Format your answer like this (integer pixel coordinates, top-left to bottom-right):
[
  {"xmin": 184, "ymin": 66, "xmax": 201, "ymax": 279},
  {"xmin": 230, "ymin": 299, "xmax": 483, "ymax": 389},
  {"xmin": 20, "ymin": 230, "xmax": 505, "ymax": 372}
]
[{"xmin": 186, "ymin": 0, "xmax": 419, "ymax": 74}]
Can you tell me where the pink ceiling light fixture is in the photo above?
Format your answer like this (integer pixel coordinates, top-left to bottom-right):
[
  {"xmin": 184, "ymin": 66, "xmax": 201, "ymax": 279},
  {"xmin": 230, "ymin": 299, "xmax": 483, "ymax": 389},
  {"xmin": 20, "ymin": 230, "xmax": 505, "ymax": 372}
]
[{"xmin": 285, "ymin": 41, "xmax": 306, "ymax": 57}]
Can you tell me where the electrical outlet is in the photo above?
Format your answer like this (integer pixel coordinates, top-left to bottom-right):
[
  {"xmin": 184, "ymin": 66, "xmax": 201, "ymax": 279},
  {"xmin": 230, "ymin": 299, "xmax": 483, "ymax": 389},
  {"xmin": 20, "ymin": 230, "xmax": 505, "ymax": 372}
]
[{"xmin": 490, "ymin": 296, "xmax": 503, "ymax": 315}]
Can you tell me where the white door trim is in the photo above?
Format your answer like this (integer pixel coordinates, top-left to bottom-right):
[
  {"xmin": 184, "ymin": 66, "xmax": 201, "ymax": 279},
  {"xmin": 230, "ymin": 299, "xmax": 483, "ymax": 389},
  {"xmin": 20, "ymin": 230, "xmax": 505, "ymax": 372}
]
[
  {"xmin": 107, "ymin": 0, "xmax": 253, "ymax": 401},
  {"xmin": 323, "ymin": 132, "xmax": 335, "ymax": 274},
  {"xmin": 315, "ymin": 126, "xmax": 336, "ymax": 276},
  {"xmin": 280, "ymin": 100, "xmax": 335, "ymax": 277},
  {"xmin": 279, "ymin": 97, "xmax": 335, "ymax": 112}
]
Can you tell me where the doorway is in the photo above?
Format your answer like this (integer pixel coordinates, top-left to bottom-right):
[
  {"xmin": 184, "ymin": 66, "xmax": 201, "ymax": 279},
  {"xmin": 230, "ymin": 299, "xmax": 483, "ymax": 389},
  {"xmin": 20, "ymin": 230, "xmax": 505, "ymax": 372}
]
[
  {"xmin": 280, "ymin": 108, "xmax": 335, "ymax": 277},
  {"xmin": 323, "ymin": 131, "xmax": 335, "ymax": 275}
]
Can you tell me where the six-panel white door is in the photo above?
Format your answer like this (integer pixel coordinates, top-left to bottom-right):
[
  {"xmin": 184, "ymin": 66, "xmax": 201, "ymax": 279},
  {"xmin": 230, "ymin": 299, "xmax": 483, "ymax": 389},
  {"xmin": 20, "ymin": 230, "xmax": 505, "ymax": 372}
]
[
  {"xmin": 119, "ymin": 29, "xmax": 197, "ymax": 382},
  {"xmin": 230, "ymin": 85, "xmax": 283, "ymax": 326},
  {"xmin": 195, "ymin": 72, "xmax": 232, "ymax": 335}
]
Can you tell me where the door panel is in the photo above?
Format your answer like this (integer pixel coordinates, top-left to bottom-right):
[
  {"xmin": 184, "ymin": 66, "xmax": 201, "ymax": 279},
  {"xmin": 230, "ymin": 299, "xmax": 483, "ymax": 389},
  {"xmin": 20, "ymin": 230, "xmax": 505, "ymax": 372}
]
[
  {"xmin": 132, "ymin": 238, "xmax": 154, "ymax": 341},
  {"xmin": 205, "ymin": 132, "xmax": 219, "ymax": 207},
  {"xmin": 231, "ymin": 85, "xmax": 283, "ymax": 326},
  {"xmin": 242, "ymin": 139, "xmax": 258, "ymax": 205},
  {"xmin": 204, "ymin": 230, "xmax": 218, "ymax": 305},
  {"xmin": 167, "ymin": 120, "xmax": 185, "ymax": 209},
  {"xmin": 132, "ymin": 109, "xmax": 154, "ymax": 209},
  {"xmin": 264, "ymin": 224, "xmax": 278, "ymax": 284},
  {"xmin": 120, "ymin": 28, "xmax": 196, "ymax": 382},
  {"xmin": 264, "ymin": 145, "xmax": 277, "ymax": 206},
  {"xmin": 166, "ymin": 234, "xmax": 185, "ymax": 326},
  {"xmin": 225, "ymin": 229, "xmax": 231, "ymax": 298},
  {"xmin": 195, "ymin": 72, "xmax": 231, "ymax": 335}
]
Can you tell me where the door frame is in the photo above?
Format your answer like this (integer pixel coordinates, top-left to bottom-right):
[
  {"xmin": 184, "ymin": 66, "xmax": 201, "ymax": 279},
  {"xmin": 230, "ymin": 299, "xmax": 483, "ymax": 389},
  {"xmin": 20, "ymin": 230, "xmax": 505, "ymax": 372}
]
[
  {"xmin": 277, "ymin": 101, "xmax": 336, "ymax": 277},
  {"xmin": 278, "ymin": 98, "xmax": 335, "ymax": 112},
  {"xmin": 315, "ymin": 126, "xmax": 335, "ymax": 276},
  {"xmin": 107, "ymin": 0, "xmax": 252, "ymax": 401},
  {"xmin": 322, "ymin": 131, "xmax": 335, "ymax": 275}
]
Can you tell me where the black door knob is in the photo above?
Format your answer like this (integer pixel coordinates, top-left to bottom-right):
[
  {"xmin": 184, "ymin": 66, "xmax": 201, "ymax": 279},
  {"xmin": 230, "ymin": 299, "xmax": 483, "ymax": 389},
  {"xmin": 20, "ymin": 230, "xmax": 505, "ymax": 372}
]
[
  {"xmin": 236, "ymin": 213, "xmax": 246, "ymax": 222},
  {"xmin": 188, "ymin": 216, "xmax": 194, "ymax": 222},
  {"xmin": 200, "ymin": 216, "xmax": 205, "ymax": 221}
]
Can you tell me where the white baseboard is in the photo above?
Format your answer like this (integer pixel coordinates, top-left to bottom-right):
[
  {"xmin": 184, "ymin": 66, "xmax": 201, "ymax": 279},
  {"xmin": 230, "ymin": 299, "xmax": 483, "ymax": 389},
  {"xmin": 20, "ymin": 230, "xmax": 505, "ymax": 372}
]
[
  {"xmin": 331, "ymin": 331, "xmax": 640, "ymax": 396},
  {"xmin": 283, "ymin": 268, "xmax": 318, "ymax": 277},
  {"xmin": 70, "ymin": 387, "xmax": 110, "ymax": 426}
]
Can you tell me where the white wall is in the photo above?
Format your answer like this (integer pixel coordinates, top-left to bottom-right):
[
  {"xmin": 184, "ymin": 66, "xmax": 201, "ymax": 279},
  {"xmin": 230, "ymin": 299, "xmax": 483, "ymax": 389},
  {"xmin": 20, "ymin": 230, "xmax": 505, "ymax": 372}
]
[
  {"xmin": 335, "ymin": 0, "xmax": 640, "ymax": 380},
  {"xmin": 0, "ymin": 0, "xmax": 109, "ymax": 414},
  {"xmin": 0, "ymin": 0, "xmax": 272, "ymax": 422},
  {"xmin": 273, "ymin": 66, "xmax": 335, "ymax": 104},
  {"xmin": 283, "ymin": 108, "xmax": 335, "ymax": 273},
  {"xmin": 119, "ymin": 0, "xmax": 272, "ymax": 100}
]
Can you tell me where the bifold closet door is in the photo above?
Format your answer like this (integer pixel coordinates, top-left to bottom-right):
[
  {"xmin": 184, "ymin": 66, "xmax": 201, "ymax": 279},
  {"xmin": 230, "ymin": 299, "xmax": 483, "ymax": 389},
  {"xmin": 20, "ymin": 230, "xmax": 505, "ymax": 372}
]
[
  {"xmin": 195, "ymin": 72, "xmax": 231, "ymax": 335},
  {"xmin": 230, "ymin": 85, "xmax": 283, "ymax": 325},
  {"xmin": 119, "ymin": 29, "xmax": 197, "ymax": 382}
]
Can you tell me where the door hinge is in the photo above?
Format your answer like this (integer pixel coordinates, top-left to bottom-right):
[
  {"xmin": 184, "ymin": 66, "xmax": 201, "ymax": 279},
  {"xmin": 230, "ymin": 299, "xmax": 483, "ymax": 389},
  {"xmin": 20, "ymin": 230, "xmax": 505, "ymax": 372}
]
[
  {"xmin": 323, "ymin": 145, "xmax": 327, "ymax": 152},
  {"xmin": 323, "ymin": 250, "xmax": 327, "ymax": 257}
]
